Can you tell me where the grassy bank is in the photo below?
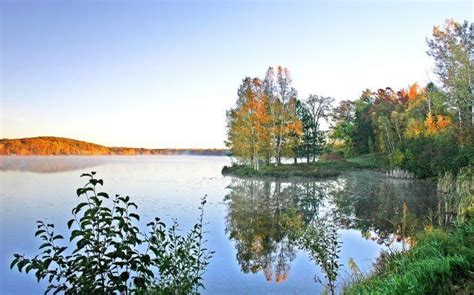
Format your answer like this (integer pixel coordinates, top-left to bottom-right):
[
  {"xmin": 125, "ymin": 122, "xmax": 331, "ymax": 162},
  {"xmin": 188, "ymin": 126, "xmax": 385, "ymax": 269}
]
[
  {"xmin": 346, "ymin": 222, "xmax": 474, "ymax": 295},
  {"xmin": 222, "ymin": 158, "xmax": 378, "ymax": 178}
]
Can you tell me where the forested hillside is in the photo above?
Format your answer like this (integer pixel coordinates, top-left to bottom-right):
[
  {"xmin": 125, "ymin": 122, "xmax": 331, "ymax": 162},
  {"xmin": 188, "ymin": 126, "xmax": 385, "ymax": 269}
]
[{"xmin": 0, "ymin": 137, "xmax": 227, "ymax": 156}]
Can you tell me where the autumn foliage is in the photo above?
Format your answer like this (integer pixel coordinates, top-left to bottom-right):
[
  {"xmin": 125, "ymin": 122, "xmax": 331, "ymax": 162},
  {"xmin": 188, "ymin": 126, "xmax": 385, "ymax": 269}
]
[
  {"xmin": 0, "ymin": 137, "xmax": 226, "ymax": 156},
  {"xmin": 226, "ymin": 67, "xmax": 302, "ymax": 169}
]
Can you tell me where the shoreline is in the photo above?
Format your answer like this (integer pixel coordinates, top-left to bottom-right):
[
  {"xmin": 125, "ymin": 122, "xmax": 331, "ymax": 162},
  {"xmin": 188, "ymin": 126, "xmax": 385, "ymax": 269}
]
[{"xmin": 221, "ymin": 159, "xmax": 380, "ymax": 179}]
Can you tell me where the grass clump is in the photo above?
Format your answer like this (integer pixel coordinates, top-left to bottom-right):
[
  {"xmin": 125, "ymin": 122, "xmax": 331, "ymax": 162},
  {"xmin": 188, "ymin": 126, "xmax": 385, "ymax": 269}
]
[
  {"xmin": 347, "ymin": 222, "xmax": 474, "ymax": 295},
  {"xmin": 346, "ymin": 154, "xmax": 381, "ymax": 169}
]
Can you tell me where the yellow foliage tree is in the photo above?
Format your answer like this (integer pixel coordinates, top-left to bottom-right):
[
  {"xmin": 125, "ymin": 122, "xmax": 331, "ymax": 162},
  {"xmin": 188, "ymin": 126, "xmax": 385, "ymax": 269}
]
[
  {"xmin": 226, "ymin": 78, "xmax": 272, "ymax": 170},
  {"xmin": 425, "ymin": 113, "xmax": 452, "ymax": 135}
]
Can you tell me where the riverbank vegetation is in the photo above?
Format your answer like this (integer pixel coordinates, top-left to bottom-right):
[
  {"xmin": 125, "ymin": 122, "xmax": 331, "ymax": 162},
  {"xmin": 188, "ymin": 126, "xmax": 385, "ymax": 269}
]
[
  {"xmin": 346, "ymin": 167, "xmax": 473, "ymax": 294},
  {"xmin": 346, "ymin": 222, "xmax": 474, "ymax": 294},
  {"xmin": 225, "ymin": 19, "xmax": 472, "ymax": 179}
]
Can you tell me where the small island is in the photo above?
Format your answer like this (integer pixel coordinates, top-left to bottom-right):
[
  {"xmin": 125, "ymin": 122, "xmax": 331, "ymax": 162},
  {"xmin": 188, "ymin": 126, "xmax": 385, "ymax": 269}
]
[{"xmin": 222, "ymin": 155, "xmax": 379, "ymax": 179}]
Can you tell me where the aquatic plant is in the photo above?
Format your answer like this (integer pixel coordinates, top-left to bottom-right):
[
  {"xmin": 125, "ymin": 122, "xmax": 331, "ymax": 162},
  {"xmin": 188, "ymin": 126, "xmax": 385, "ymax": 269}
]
[{"xmin": 437, "ymin": 167, "xmax": 474, "ymax": 226}]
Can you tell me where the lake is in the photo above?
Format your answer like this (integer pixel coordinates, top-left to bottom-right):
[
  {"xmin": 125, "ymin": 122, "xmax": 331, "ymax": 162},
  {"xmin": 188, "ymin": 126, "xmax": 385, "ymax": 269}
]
[{"xmin": 0, "ymin": 156, "xmax": 437, "ymax": 294}]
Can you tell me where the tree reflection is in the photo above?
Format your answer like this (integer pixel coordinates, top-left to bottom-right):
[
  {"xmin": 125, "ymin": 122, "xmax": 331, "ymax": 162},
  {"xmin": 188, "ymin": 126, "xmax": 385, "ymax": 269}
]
[
  {"xmin": 224, "ymin": 171, "xmax": 439, "ymax": 287},
  {"xmin": 224, "ymin": 179, "xmax": 303, "ymax": 283},
  {"xmin": 224, "ymin": 178, "xmax": 343, "ymax": 284},
  {"xmin": 332, "ymin": 171, "xmax": 438, "ymax": 246}
]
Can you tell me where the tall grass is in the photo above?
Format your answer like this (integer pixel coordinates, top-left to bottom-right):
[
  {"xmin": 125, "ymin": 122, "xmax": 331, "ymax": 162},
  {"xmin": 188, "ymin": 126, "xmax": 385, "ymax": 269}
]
[
  {"xmin": 346, "ymin": 222, "xmax": 474, "ymax": 294},
  {"xmin": 347, "ymin": 168, "xmax": 474, "ymax": 294},
  {"xmin": 437, "ymin": 167, "xmax": 474, "ymax": 225}
]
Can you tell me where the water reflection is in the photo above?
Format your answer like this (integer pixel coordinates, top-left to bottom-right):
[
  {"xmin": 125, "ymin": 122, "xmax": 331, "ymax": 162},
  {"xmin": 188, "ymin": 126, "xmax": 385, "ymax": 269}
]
[
  {"xmin": 0, "ymin": 156, "xmax": 105, "ymax": 173},
  {"xmin": 224, "ymin": 178, "xmax": 346, "ymax": 285},
  {"xmin": 224, "ymin": 171, "xmax": 438, "ymax": 287},
  {"xmin": 334, "ymin": 171, "xmax": 438, "ymax": 245},
  {"xmin": 224, "ymin": 180, "xmax": 302, "ymax": 283}
]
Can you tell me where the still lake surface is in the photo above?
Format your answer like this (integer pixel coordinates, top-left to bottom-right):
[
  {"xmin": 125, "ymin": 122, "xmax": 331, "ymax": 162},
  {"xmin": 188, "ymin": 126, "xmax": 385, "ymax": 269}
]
[{"xmin": 0, "ymin": 156, "xmax": 437, "ymax": 294}]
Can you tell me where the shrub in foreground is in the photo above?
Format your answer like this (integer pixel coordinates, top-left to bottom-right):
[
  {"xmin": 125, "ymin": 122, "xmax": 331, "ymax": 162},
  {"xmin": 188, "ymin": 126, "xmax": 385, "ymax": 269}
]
[{"xmin": 11, "ymin": 172, "xmax": 213, "ymax": 294}]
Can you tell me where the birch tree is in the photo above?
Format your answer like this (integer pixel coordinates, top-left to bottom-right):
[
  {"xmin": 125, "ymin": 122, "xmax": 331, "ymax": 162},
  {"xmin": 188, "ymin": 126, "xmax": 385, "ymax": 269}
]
[{"xmin": 427, "ymin": 19, "xmax": 473, "ymax": 126}]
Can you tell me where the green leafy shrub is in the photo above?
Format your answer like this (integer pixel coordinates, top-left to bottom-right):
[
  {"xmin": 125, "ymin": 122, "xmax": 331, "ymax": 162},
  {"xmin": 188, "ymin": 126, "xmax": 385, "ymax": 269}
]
[
  {"xmin": 389, "ymin": 149, "xmax": 405, "ymax": 168},
  {"xmin": 10, "ymin": 172, "xmax": 213, "ymax": 294},
  {"xmin": 401, "ymin": 129, "xmax": 470, "ymax": 178}
]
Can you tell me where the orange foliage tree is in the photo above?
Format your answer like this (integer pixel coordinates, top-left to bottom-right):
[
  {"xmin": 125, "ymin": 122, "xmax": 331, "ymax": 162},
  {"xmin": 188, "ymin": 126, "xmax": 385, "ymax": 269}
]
[{"xmin": 226, "ymin": 67, "xmax": 302, "ymax": 169}]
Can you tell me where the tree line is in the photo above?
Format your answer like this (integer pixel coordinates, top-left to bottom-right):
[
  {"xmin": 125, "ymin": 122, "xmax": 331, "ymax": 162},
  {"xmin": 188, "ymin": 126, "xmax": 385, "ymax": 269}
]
[
  {"xmin": 226, "ymin": 19, "xmax": 473, "ymax": 177},
  {"xmin": 0, "ymin": 137, "xmax": 226, "ymax": 156},
  {"xmin": 330, "ymin": 19, "xmax": 473, "ymax": 177}
]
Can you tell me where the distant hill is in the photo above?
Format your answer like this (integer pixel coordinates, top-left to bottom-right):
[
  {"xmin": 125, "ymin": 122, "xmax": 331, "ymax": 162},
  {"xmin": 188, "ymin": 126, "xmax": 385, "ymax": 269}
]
[{"xmin": 0, "ymin": 137, "xmax": 228, "ymax": 156}]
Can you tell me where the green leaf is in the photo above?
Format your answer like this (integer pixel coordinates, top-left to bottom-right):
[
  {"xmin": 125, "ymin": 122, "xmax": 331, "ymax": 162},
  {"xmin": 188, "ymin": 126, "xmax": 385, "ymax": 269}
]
[
  {"xmin": 80, "ymin": 220, "xmax": 91, "ymax": 228},
  {"xmin": 76, "ymin": 238, "xmax": 89, "ymax": 249},
  {"xmin": 43, "ymin": 258, "xmax": 52, "ymax": 269},
  {"xmin": 90, "ymin": 196, "xmax": 100, "ymax": 206},
  {"xmin": 10, "ymin": 257, "xmax": 18, "ymax": 269},
  {"xmin": 39, "ymin": 242, "xmax": 51, "ymax": 249},
  {"xmin": 120, "ymin": 271, "xmax": 129, "ymax": 281},
  {"xmin": 70, "ymin": 230, "xmax": 82, "ymax": 241},
  {"xmin": 134, "ymin": 276, "xmax": 145, "ymax": 287},
  {"xmin": 25, "ymin": 264, "xmax": 33, "ymax": 274},
  {"xmin": 34, "ymin": 229, "xmax": 46, "ymax": 237},
  {"xmin": 56, "ymin": 247, "xmax": 67, "ymax": 255},
  {"xmin": 67, "ymin": 219, "xmax": 75, "ymax": 229},
  {"xmin": 72, "ymin": 202, "xmax": 88, "ymax": 215},
  {"xmin": 97, "ymin": 192, "xmax": 109, "ymax": 199},
  {"xmin": 17, "ymin": 259, "xmax": 27, "ymax": 272},
  {"xmin": 129, "ymin": 213, "xmax": 140, "ymax": 221}
]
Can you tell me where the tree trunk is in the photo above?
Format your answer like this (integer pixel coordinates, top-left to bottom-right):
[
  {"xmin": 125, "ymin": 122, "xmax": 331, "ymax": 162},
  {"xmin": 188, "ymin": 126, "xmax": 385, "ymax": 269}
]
[
  {"xmin": 384, "ymin": 125, "xmax": 395, "ymax": 155},
  {"xmin": 276, "ymin": 135, "xmax": 282, "ymax": 165},
  {"xmin": 471, "ymin": 91, "xmax": 474, "ymax": 126},
  {"xmin": 458, "ymin": 108, "xmax": 462, "ymax": 125}
]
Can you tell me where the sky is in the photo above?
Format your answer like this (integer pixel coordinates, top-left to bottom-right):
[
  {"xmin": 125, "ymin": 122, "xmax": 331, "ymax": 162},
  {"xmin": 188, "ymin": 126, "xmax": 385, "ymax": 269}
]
[{"xmin": 0, "ymin": 0, "xmax": 472, "ymax": 148}]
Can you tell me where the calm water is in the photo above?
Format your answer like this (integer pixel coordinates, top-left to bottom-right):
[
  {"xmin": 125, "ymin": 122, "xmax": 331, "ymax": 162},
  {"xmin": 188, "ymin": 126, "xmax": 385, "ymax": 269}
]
[{"xmin": 0, "ymin": 156, "xmax": 437, "ymax": 294}]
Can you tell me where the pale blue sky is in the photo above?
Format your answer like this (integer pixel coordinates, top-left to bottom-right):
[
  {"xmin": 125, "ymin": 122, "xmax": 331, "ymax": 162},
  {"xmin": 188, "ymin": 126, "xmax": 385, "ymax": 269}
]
[{"xmin": 1, "ymin": 0, "xmax": 472, "ymax": 148}]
